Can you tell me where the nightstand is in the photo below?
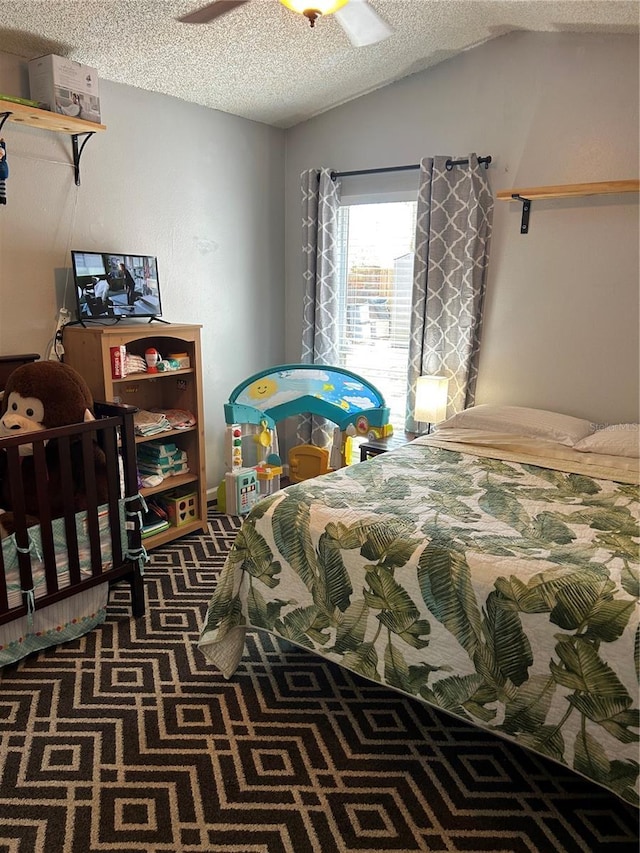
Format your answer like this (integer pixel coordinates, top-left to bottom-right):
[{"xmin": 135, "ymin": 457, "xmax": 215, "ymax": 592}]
[{"xmin": 359, "ymin": 433, "xmax": 415, "ymax": 462}]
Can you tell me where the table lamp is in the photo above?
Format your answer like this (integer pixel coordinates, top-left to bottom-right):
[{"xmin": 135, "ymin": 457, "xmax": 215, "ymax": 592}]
[{"xmin": 414, "ymin": 375, "xmax": 449, "ymax": 434}]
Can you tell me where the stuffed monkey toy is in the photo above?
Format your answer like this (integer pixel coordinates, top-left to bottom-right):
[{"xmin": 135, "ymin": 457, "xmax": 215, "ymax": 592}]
[
  {"xmin": 0, "ymin": 138, "xmax": 7, "ymax": 205},
  {"xmin": 0, "ymin": 361, "xmax": 109, "ymax": 533}
]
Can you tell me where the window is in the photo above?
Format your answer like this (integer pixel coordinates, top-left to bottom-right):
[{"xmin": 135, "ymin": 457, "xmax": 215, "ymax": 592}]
[{"xmin": 335, "ymin": 200, "xmax": 417, "ymax": 433}]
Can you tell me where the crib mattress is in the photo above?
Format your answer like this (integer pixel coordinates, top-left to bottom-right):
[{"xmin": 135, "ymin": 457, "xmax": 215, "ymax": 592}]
[{"xmin": 0, "ymin": 507, "xmax": 113, "ymax": 666}]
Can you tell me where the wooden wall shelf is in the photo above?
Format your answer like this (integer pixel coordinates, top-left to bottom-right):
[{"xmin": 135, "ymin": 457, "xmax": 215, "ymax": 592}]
[
  {"xmin": 496, "ymin": 180, "xmax": 639, "ymax": 202},
  {"xmin": 0, "ymin": 98, "xmax": 106, "ymax": 185},
  {"xmin": 0, "ymin": 98, "xmax": 106, "ymax": 134},
  {"xmin": 497, "ymin": 180, "xmax": 639, "ymax": 234}
]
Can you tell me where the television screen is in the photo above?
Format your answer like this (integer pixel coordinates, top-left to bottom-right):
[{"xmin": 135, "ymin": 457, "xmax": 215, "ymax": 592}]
[{"xmin": 71, "ymin": 251, "xmax": 163, "ymax": 319}]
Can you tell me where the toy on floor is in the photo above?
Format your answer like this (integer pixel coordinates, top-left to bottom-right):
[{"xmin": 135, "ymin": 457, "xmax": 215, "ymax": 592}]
[
  {"xmin": 217, "ymin": 421, "xmax": 281, "ymax": 514},
  {"xmin": 224, "ymin": 467, "xmax": 259, "ymax": 515},
  {"xmin": 222, "ymin": 364, "xmax": 392, "ymax": 493}
]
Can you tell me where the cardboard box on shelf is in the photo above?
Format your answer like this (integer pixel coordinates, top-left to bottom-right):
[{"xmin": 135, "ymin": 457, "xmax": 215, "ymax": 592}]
[
  {"xmin": 28, "ymin": 54, "xmax": 101, "ymax": 123},
  {"xmin": 110, "ymin": 346, "xmax": 127, "ymax": 379}
]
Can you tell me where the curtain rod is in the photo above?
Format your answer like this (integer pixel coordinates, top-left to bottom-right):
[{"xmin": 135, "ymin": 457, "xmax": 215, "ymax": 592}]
[{"xmin": 330, "ymin": 155, "xmax": 492, "ymax": 181}]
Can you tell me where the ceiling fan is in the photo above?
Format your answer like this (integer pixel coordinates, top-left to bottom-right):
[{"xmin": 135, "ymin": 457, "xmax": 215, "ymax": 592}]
[{"xmin": 178, "ymin": 0, "xmax": 393, "ymax": 48}]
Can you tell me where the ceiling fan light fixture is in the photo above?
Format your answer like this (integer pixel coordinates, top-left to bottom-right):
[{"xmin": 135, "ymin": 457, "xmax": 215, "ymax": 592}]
[
  {"xmin": 178, "ymin": 0, "xmax": 393, "ymax": 48},
  {"xmin": 279, "ymin": 0, "xmax": 348, "ymax": 22}
]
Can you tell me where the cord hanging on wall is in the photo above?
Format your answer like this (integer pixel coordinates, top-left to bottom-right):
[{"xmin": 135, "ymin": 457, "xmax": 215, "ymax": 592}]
[{"xmin": 0, "ymin": 137, "xmax": 8, "ymax": 205}]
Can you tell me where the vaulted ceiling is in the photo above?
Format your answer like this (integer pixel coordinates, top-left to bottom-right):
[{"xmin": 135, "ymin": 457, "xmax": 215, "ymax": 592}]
[{"xmin": 1, "ymin": 1, "xmax": 637, "ymax": 128}]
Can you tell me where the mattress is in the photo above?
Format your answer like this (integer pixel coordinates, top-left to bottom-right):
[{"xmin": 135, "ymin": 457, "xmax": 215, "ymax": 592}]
[
  {"xmin": 199, "ymin": 432, "xmax": 640, "ymax": 805},
  {"xmin": 0, "ymin": 506, "xmax": 115, "ymax": 666}
]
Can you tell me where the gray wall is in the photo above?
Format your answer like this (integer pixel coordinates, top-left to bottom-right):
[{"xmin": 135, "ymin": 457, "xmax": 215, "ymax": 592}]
[
  {"xmin": 284, "ymin": 31, "xmax": 639, "ymax": 424},
  {"xmin": 0, "ymin": 52, "xmax": 286, "ymax": 491},
  {"xmin": 1, "ymin": 30, "xmax": 638, "ymax": 499}
]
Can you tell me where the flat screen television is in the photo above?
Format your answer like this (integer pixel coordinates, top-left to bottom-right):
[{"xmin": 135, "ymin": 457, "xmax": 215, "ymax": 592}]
[{"xmin": 71, "ymin": 251, "xmax": 163, "ymax": 320}]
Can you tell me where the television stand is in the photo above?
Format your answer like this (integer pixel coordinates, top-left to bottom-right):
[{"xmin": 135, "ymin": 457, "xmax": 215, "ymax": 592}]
[
  {"xmin": 62, "ymin": 323, "xmax": 207, "ymax": 550},
  {"xmin": 66, "ymin": 317, "xmax": 125, "ymax": 328},
  {"xmin": 68, "ymin": 316, "xmax": 171, "ymax": 328}
]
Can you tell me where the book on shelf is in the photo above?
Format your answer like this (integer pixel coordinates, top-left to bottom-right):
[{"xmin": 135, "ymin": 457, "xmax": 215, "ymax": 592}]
[{"xmin": 140, "ymin": 501, "xmax": 170, "ymax": 538}]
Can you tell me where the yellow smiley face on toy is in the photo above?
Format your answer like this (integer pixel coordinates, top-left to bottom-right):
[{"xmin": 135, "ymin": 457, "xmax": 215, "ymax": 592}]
[{"xmin": 248, "ymin": 377, "xmax": 278, "ymax": 401}]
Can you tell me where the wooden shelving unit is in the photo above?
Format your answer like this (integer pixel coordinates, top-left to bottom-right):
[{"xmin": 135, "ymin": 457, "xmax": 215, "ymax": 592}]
[
  {"xmin": 497, "ymin": 180, "xmax": 639, "ymax": 234},
  {"xmin": 0, "ymin": 97, "xmax": 106, "ymax": 184},
  {"xmin": 62, "ymin": 323, "xmax": 208, "ymax": 549}
]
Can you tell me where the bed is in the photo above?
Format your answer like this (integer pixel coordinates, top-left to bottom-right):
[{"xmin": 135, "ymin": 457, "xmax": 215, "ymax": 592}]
[
  {"xmin": 199, "ymin": 407, "xmax": 639, "ymax": 806},
  {"xmin": 0, "ymin": 356, "xmax": 146, "ymax": 666}
]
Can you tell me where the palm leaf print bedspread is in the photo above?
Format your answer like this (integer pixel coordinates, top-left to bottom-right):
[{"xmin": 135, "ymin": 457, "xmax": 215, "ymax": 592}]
[{"xmin": 199, "ymin": 442, "xmax": 640, "ymax": 805}]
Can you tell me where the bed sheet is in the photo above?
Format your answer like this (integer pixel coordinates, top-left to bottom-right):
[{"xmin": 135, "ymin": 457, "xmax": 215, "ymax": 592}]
[
  {"xmin": 199, "ymin": 437, "xmax": 639, "ymax": 805},
  {"xmin": 0, "ymin": 506, "xmax": 115, "ymax": 666}
]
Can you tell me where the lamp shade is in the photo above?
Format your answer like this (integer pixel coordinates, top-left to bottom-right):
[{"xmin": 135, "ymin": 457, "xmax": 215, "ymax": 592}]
[{"xmin": 414, "ymin": 375, "xmax": 449, "ymax": 424}]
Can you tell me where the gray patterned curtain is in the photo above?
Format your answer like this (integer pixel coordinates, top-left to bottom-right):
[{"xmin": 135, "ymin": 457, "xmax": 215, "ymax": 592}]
[
  {"xmin": 298, "ymin": 168, "xmax": 341, "ymax": 446},
  {"xmin": 406, "ymin": 154, "xmax": 493, "ymax": 433}
]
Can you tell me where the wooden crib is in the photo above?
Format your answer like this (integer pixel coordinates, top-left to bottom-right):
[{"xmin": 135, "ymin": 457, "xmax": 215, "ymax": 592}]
[{"xmin": 0, "ymin": 355, "xmax": 145, "ymax": 666}]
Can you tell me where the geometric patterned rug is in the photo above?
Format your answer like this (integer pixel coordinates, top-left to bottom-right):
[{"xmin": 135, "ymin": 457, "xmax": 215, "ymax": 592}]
[{"xmin": 0, "ymin": 508, "xmax": 637, "ymax": 853}]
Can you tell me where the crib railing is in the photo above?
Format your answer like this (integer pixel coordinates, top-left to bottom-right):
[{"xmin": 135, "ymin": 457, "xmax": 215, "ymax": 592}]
[{"xmin": 0, "ymin": 401, "xmax": 145, "ymax": 625}]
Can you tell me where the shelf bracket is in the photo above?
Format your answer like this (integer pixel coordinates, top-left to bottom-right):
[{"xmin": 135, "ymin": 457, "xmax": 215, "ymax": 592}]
[
  {"xmin": 0, "ymin": 111, "xmax": 12, "ymax": 134},
  {"xmin": 71, "ymin": 131, "xmax": 95, "ymax": 186},
  {"xmin": 512, "ymin": 194, "xmax": 531, "ymax": 234}
]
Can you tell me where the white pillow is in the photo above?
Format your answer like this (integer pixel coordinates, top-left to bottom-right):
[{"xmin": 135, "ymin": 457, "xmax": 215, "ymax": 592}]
[
  {"xmin": 436, "ymin": 404, "xmax": 594, "ymax": 447},
  {"xmin": 574, "ymin": 424, "xmax": 639, "ymax": 458}
]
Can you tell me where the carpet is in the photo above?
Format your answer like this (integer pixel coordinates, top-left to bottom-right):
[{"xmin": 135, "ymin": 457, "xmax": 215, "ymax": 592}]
[{"xmin": 0, "ymin": 508, "xmax": 637, "ymax": 853}]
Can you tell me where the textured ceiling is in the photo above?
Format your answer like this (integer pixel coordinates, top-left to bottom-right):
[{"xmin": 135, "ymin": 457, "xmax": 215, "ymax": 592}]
[{"xmin": 1, "ymin": 1, "xmax": 638, "ymax": 128}]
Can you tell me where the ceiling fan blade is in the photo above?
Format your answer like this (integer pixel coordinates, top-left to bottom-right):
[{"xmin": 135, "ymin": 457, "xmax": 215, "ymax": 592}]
[
  {"xmin": 178, "ymin": 0, "xmax": 248, "ymax": 24},
  {"xmin": 334, "ymin": 0, "xmax": 393, "ymax": 47}
]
